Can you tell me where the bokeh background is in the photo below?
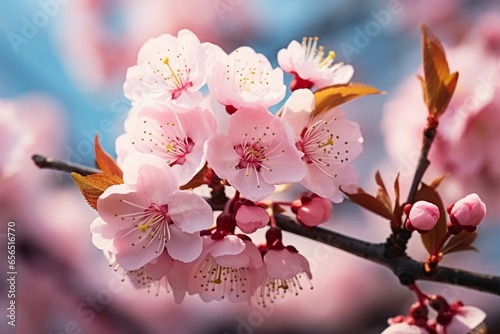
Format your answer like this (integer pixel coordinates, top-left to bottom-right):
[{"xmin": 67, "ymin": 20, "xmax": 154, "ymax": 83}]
[{"xmin": 1, "ymin": 0, "xmax": 499, "ymax": 333}]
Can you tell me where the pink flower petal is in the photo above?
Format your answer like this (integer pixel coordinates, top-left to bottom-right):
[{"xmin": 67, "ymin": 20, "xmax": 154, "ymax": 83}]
[
  {"xmin": 166, "ymin": 225, "xmax": 203, "ymax": 263},
  {"xmin": 167, "ymin": 191, "xmax": 213, "ymax": 233}
]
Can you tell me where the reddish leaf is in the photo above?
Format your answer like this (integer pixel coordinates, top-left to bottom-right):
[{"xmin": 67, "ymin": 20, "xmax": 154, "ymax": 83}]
[
  {"xmin": 375, "ymin": 171, "xmax": 392, "ymax": 213},
  {"xmin": 180, "ymin": 163, "xmax": 209, "ymax": 190},
  {"xmin": 415, "ymin": 183, "xmax": 447, "ymax": 254},
  {"xmin": 72, "ymin": 172, "xmax": 123, "ymax": 210},
  {"xmin": 342, "ymin": 188, "xmax": 394, "ymax": 221},
  {"xmin": 420, "ymin": 24, "xmax": 459, "ymax": 117},
  {"xmin": 312, "ymin": 83, "xmax": 382, "ymax": 117},
  {"xmin": 429, "ymin": 174, "xmax": 448, "ymax": 189},
  {"xmin": 393, "ymin": 173, "xmax": 401, "ymax": 209},
  {"xmin": 94, "ymin": 135, "xmax": 123, "ymax": 177},
  {"xmin": 442, "ymin": 231, "xmax": 478, "ymax": 255}
]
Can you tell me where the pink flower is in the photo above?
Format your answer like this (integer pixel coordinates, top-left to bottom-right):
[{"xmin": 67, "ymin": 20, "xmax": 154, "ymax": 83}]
[
  {"xmin": 124, "ymin": 29, "xmax": 209, "ymax": 111},
  {"xmin": 382, "ymin": 322, "xmax": 430, "ymax": 334},
  {"xmin": 115, "ymin": 104, "xmax": 216, "ymax": 185},
  {"xmin": 436, "ymin": 305, "xmax": 486, "ymax": 334},
  {"xmin": 183, "ymin": 235, "xmax": 263, "ymax": 302},
  {"xmin": 234, "ymin": 201, "xmax": 269, "ymax": 234},
  {"xmin": 406, "ymin": 201, "xmax": 440, "ymax": 233},
  {"xmin": 207, "ymin": 46, "xmax": 286, "ymax": 114},
  {"xmin": 281, "ymin": 89, "xmax": 363, "ymax": 202},
  {"xmin": 448, "ymin": 193, "xmax": 486, "ymax": 232},
  {"xmin": 92, "ymin": 153, "xmax": 213, "ymax": 270},
  {"xmin": 0, "ymin": 100, "xmax": 34, "ymax": 180},
  {"xmin": 206, "ymin": 107, "xmax": 305, "ymax": 201},
  {"xmin": 291, "ymin": 193, "xmax": 333, "ymax": 227},
  {"xmin": 430, "ymin": 297, "xmax": 487, "ymax": 334},
  {"xmin": 277, "ymin": 37, "xmax": 354, "ymax": 91},
  {"xmin": 255, "ymin": 228, "xmax": 312, "ymax": 307}
]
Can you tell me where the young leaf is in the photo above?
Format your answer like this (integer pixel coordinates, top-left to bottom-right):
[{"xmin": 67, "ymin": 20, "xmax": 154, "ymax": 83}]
[
  {"xmin": 420, "ymin": 24, "xmax": 459, "ymax": 117},
  {"xmin": 312, "ymin": 83, "xmax": 382, "ymax": 117},
  {"xmin": 342, "ymin": 188, "xmax": 394, "ymax": 221},
  {"xmin": 94, "ymin": 135, "xmax": 123, "ymax": 177},
  {"xmin": 442, "ymin": 231, "xmax": 478, "ymax": 255},
  {"xmin": 375, "ymin": 171, "xmax": 392, "ymax": 213},
  {"xmin": 415, "ymin": 182, "xmax": 447, "ymax": 254},
  {"xmin": 72, "ymin": 172, "xmax": 123, "ymax": 210}
]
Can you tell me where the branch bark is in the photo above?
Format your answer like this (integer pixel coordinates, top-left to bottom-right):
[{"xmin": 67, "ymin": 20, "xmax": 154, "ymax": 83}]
[
  {"xmin": 32, "ymin": 154, "xmax": 102, "ymax": 176},
  {"xmin": 275, "ymin": 213, "xmax": 500, "ymax": 296},
  {"xmin": 32, "ymin": 154, "xmax": 500, "ymax": 296}
]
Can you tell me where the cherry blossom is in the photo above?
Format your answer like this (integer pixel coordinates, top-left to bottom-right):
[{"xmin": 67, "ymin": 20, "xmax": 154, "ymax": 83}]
[
  {"xmin": 255, "ymin": 228, "xmax": 312, "ymax": 307},
  {"xmin": 406, "ymin": 201, "xmax": 440, "ymax": 233},
  {"xmin": 207, "ymin": 46, "xmax": 286, "ymax": 114},
  {"xmin": 234, "ymin": 201, "xmax": 269, "ymax": 234},
  {"xmin": 429, "ymin": 296, "xmax": 487, "ymax": 334},
  {"xmin": 291, "ymin": 193, "xmax": 332, "ymax": 227},
  {"xmin": 93, "ymin": 153, "xmax": 212, "ymax": 270},
  {"xmin": 382, "ymin": 322, "xmax": 430, "ymax": 334},
  {"xmin": 448, "ymin": 193, "xmax": 486, "ymax": 231},
  {"xmin": 115, "ymin": 104, "xmax": 216, "ymax": 185},
  {"xmin": 206, "ymin": 107, "xmax": 305, "ymax": 201},
  {"xmin": 281, "ymin": 89, "xmax": 363, "ymax": 202},
  {"xmin": 278, "ymin": 37, "xmax": 354, "ymax": 91},
  {"xmin": 183, "ymin": 235, "xmax": 263, "ymax": 302},
  {"xmin": 123, "ymin": 29, "xmax": 210, "ymax": 111},
  {"xmin": 435, "ymin": 304, "xmax": 486, "ymax": 334}
]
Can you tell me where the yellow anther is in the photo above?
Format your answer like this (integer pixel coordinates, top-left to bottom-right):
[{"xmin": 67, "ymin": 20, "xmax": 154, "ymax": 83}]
[
  {"xmin": 162, "ymin": 56, "xmax": 181, "ymax": 87},
  {"xmin": 318, "ymin": 137, "xmax": 334, "ymax": 148},
  {"xmin": 318, "ymin": 51, "xmax": 336, "ymax": 67}
]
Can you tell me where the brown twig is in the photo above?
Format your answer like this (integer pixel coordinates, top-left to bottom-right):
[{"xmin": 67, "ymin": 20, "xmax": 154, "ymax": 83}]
[
  {"xmin": 275, "ymin": 213, "xmax": 500, "ymax": 296},
  {"xmin": 32, "ymin": 154, "xmax": 500, "ymax": 296},
  {"xmin": 32, "ymin": 154, "xmax": 102, "ymax": 176}
]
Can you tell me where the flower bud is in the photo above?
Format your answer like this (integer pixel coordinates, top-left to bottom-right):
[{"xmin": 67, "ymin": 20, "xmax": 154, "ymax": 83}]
[
  {"xmin": 291, "ymin": 193, "xmax": 332, "ymax": 227},
  {"xmin": 448, "ymin": 193, "xmax": 486, "ymax": 232},
  {"xmin": 234, "ymin": 202, "xmax": 269, "ymax": 234},
  {"xmin": 406, "ymin": 201, "xmax": 440, "ymax": 233}
]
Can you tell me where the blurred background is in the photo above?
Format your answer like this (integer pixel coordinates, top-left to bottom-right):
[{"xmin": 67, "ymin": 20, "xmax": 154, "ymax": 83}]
[{"xmin": 0, "ymin": 0, "xmax": 499, "ymax": 333}]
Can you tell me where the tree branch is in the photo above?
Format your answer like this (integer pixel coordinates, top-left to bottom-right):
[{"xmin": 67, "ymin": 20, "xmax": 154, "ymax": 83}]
[
  {"xmin": 386, "ymin": 120, "xmax": 439, "ymax": 256},
  {"xmin": 32, "ymin": 154, "xmax": 500, "ymax": 296},
  {"xmin": 32, "ymin": 154, "xmax": 102, "ymax": 176},
  {"xmin": 275, "ymin": 213, "xmax": 500, "ymax": 296}
]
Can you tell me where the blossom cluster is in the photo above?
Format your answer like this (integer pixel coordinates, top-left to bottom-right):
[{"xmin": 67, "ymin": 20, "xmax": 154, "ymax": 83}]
[{"xmin": 91, "ymin": 29, "xmax": 362, "ymax": 304}]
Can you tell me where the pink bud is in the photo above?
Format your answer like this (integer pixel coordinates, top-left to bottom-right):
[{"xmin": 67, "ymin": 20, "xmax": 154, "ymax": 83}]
[
  {"xmin": 235, "ymin": 204, "xmax": 269, "ymax": 234},
  {"xmin": 406, "ymin": 201, "xmax": 440, "ymax": 233},
  {"xmin": 449, "ymin": 193, "xmax": 486, "ymax": 229},
  {"xmin": 291, "ymin": 194, "xmax": 332, "ymax": 227}
]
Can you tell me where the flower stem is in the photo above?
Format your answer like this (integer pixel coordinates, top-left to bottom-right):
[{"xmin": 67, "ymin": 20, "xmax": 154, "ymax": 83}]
[{"xmin": 408, "ymin": 283, "xmax": 430, "ymax": 305}]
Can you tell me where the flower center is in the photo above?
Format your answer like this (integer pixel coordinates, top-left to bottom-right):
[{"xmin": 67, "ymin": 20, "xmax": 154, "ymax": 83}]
[
  {"xmin": 255, "ymin": 274, "xmax": 312, "ymax": 308},
  {"xmin": 165, "ymin": 136, "xmax": 194, "ymax": 166},
  {"xmin": 132, "ymin": 119, "xmax": 194, "ymax": 166},
  {"xmin": 301, "ymin": 36, "xmax": 337, "ymax": 70},
  {"xmin": 161, "ymin": 56, "xmax": 193, "ymax": 99},
  {"xmin": 194, "ymin": 256, "xmax": 248, "ymax": 300},
  {"xmin": 225, "ymin": 49, "xmax": 271, "ymax": 94}
]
